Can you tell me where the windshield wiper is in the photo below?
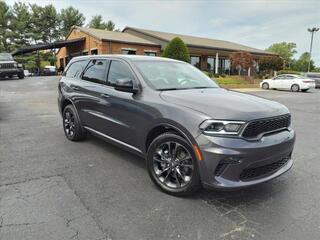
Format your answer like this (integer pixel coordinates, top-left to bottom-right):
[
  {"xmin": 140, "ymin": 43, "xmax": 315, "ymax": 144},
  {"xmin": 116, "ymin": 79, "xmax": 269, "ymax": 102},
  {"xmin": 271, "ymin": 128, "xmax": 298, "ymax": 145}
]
[
  {"xmin": 191, "ymin": 86, "xmax": 217, "ymax": 89},
  {"xmin": 159, "ymin": 88, "xmax": 188, "ymax": 91}
]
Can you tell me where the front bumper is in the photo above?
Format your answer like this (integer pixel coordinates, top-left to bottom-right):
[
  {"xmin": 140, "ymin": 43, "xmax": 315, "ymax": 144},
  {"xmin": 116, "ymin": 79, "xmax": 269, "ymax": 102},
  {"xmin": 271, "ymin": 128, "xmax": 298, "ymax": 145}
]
[
  {"xmin": 196, "ymin": 129, "xmax": 295, "ymax": 189},
  {"xmin": 0, "ymin": 68, "xmax": 21, "ymax": 77}
]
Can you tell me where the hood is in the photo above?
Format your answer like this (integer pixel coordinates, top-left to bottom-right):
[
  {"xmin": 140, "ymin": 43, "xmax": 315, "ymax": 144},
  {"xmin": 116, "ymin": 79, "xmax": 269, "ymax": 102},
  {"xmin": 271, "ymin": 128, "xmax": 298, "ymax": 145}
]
[{"xmin": 160, "ymin": 88, "xmax": 289, "ymax": 121}]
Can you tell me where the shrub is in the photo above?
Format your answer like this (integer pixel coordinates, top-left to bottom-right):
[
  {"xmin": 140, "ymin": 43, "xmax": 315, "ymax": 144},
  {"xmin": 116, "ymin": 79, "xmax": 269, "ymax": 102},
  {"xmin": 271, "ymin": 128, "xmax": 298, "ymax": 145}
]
[
  {"xmin": 220, "ymin": 74, "xmax": 226, "ymax": 78},
  {"xmin": 213, "ymin": 73, "xmax": 220, "ymax": 78},
  {"xmin": 162, "ymin": 37, "xmax": 190, "ymax": 62}
]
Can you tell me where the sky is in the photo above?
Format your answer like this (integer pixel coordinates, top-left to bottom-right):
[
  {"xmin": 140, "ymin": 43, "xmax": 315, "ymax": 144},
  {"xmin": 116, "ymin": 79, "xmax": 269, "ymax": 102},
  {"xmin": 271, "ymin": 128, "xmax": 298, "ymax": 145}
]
[{"xmin": 5, "ymin": 0, "xmax": 320, "ymax": 66}]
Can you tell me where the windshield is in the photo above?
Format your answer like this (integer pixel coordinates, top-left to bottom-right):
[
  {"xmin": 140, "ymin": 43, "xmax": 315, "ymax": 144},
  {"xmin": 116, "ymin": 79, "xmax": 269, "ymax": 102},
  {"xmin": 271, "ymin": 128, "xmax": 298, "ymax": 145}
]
[
  {"xmin": 0, "ymin": 53, "xmax": 13, "ymax": 61},
  {"xmin": 134, "ymin": 60, "xmax": 219, "ymax": 90}
]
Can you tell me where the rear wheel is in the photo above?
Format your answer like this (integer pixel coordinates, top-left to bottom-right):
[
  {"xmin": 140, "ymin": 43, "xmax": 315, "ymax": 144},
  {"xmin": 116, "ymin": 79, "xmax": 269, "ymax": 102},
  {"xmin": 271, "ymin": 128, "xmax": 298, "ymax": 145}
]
[
  {"xmin": 262, "ymin": 82, "xmax": 269, "ymax": 90},
  {"xmin": 62, "ymin": 104, "xmax": 86, "ymax": 141},
  {"xmin": 291, "ymin": 84, "xmax": 300, "ymax": 92},
  {"xmin": 147, "ymin": 132, "xmax": 201, "ymax": 196}
]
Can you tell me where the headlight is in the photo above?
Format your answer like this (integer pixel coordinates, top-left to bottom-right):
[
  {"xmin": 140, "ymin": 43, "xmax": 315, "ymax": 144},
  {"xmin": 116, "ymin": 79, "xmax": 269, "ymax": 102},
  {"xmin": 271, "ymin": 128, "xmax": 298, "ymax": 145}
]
[
  {"xmin": 13, "ymin": 63, "xmax": 18, "ymax": 67},
  {"xmin": 199, "ymin": 120, "xmax": 246, "ymax": 136}
]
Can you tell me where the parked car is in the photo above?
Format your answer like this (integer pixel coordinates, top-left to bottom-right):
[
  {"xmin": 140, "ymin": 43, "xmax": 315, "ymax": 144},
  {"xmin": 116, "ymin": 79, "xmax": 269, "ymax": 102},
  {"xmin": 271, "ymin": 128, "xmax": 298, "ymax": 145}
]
[
  {"xmin": 303, "ymin": 72, "xmax": 320, "ymax": 88},
  {"xmin": 260, "ymin": 74, "xmax": 315, "ymax": 92},
  {"xmin": 41, "ymin": 65, "xmax": 57, "ymax": 76},
  {"xmin": 23, "ymin": 69, "xmax": 32, "ymax": 77},
  {"xmin": 0, "ymin": 53, "xmax": 24, "ymax": 79},
  {"xmin": 58, "ymin": 55, "xmax": 295, "ymax": 196}
]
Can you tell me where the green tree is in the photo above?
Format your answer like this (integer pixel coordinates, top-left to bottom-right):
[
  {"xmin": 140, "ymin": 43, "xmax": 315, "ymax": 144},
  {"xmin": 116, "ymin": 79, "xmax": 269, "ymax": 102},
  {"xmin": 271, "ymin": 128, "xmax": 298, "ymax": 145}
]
[
  {"xmin": 266, "ymin": 42, "xmax": 297, "ymax": 68},
  {"xmin": 60, "ymin": 6, "xmax": 85, "ymax": 37},
  {"xmin": 0, "ymin": 0, "xmax": 13, "ymax": 52},
  {"xmin": 292, "ymin": 52, "xmax": 315, "ymax": 72},
  {"xmin": 10, "ymin": 2, "xmax": 32, "ymax": 48},
  {"xmin": 162, "ymin": 37, "xmax": 190, "ymax": 63},
  {"xmin": 88, "ymin": 15, "xmax": 117, "ymax": 31}
]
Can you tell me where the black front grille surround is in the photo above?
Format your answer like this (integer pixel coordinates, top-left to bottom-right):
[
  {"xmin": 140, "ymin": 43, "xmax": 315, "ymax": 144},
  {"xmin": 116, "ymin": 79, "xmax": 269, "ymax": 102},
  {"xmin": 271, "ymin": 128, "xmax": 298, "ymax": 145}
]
[
  {"xmin": 240, "ymin": 157, "xmax": 290, "ymax": 181},
  {"xmin": 241, "ymin": 114, "xmax": 291, "ymax": 139}
]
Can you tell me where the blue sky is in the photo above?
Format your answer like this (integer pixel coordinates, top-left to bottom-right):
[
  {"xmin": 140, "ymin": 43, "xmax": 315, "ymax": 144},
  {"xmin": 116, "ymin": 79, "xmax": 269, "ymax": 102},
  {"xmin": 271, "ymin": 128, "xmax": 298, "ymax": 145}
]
[{"xmin": 6, "ymin": 0, "xmax": 320, "ymax": 65}]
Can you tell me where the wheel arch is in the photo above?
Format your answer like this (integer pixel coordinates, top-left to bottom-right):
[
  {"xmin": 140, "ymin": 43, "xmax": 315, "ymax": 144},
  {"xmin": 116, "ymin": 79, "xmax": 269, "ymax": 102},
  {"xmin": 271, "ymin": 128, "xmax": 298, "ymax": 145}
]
[{"xmin": 144, "ymin": 121, "xmax": 197, "ymax": 154}]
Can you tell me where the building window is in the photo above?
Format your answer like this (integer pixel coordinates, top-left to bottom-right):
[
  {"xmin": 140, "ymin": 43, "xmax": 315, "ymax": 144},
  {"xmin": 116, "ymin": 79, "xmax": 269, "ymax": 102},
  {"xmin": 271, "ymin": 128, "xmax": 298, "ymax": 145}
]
[
  {"xmin": 190, "ymin": 56, "xmax": 201, "ymax": 69},
  {"xmin": 82, "ymin": 50, "xmax": 88, "ymax": 56},
  {"xmin": 144, "ymin": 51, "xmax": 156, "ymax": 56},
  {"xmin": 207, "ymin": 57, "xmax": 215, "ymax": 72},
  {"xmin": 91, "ymin": 48, "xmax": 98, "ymax": 55},
  {"xmin": 121, "ymin": 48, "xmax": 136, "ymax": 55}
]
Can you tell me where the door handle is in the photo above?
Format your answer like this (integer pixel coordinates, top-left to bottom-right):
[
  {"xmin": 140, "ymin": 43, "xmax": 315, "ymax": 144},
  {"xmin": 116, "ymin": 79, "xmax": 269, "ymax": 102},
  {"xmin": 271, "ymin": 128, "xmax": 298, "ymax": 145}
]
[
  {"xmin": 101, "ymin": 93, "xmax": 110, "ymax": 98},
  {"xmin": 71, "ymin": 85, "xmax": 79, "ymax": 90}
]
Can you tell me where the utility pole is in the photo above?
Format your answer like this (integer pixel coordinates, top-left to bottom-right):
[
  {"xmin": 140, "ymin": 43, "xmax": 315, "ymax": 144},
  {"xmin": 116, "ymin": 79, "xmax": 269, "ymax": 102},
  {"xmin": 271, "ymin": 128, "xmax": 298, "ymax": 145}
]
[{"xmin": 307, "ymin": 27, "xmax": 319, "ymax": 72}]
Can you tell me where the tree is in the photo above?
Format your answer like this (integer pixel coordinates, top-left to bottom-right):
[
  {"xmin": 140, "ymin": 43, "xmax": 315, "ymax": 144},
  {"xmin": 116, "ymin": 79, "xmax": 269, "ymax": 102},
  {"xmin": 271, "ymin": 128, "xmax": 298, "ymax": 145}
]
[
  {"xmin": 88, "ymin": 15, "xmax": 117, "ymax": 31},
  {"xmin": 162, "ymin": 37, "xmax": 190, "ymax": 63},
  {"xmin": 229, "ymin": 51, "xmax": 254, "ymax": 76},
  {"xmin": 10, "ymin": 2, "xmax": 32, "ymax": 48},
  {"xmin": 60, "ymin": 6, "xmax": 85, "ymax": 37},
  {"xmin": 292, "ymin": 52, "xmax": 315, "ymax": 72},
  {"xmin": 266, "ymin": 42, "xmax": 297, "ymax": 68},
  {"xmin": 258, "ymin": 56, "xmax": 283, "ymax": 72},
  {"xmin": 0, "ymin": 0, "xmax": 13, "ymax": 52}
]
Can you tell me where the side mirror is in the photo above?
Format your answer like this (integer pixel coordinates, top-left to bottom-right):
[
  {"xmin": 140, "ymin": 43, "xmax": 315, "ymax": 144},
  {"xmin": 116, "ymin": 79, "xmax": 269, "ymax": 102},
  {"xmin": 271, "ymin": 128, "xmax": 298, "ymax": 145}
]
[{"xmin": 114, "ymin": 78, "xmax": 138, "ymax": 93}]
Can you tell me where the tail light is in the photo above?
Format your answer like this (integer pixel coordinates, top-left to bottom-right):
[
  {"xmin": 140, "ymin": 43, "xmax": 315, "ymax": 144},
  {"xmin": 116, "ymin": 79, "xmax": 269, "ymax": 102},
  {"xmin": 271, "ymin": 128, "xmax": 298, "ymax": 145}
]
[{"xmin": 303, "ymin": 80, "xmax": 313, "ymax": 83}]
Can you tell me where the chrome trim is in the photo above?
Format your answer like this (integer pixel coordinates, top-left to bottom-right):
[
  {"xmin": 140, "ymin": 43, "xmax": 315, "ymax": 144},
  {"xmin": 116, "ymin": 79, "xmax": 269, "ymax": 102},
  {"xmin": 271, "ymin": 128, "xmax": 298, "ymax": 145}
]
[
  {"xmin": 83, "ymin": 126, "xmax": 142, "ymax": 153},
  {"xmin": 84, "ymin": 110, "xmax": 129, "ymax": 128}
]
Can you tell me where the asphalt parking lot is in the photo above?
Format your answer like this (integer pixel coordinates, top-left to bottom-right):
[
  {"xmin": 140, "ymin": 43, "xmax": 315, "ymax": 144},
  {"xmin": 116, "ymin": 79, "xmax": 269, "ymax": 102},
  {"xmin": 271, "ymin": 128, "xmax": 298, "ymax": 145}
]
[{"xmin": 1, "ymin": 76, "xmax": 320, "ymax": 240}]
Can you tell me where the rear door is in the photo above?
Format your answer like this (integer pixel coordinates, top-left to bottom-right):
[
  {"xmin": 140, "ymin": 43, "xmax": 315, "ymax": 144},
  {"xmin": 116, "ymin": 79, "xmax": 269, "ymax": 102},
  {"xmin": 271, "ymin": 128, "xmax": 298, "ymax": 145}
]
[{"xmin": 74, "ymin": 58, "xmax": 112, "ymax": 134}]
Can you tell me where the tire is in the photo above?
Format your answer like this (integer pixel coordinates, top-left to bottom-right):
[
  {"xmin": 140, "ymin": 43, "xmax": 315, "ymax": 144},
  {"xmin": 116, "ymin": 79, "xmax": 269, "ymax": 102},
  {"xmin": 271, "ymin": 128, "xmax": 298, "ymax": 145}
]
[
  {"xmin": 147, "ymin": 132, "xmax": 201, "ymax": 196},
  {"xmin": 301, "ymin": 89, "xmax": 308, "ymax": 92},
  {"xmin": 18, "ymin": 73, "xmax": 24, "ymax": 79},
  {"xmin": 291, "ymin": 84, "xmax": 300, "ymax": 92},
  {"xmin": 262, "ymin": 83, "xmax": 269, "ymax": 90},
  {"xmin": 62, "ymin": 104, "xmax": 86, "ymax": 141}
]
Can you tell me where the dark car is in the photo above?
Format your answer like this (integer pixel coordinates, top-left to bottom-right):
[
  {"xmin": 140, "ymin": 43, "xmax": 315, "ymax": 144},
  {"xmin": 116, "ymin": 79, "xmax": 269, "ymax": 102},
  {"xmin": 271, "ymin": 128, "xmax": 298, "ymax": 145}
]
[
  {"xmin": 58, "ymin": 55, "xmax": 295, "ymax": 196},
  {"xmin": 0, "ymin": 53, "xmax": 24, "ymax": 79},
  {"xmin": 304, "ymin": 72, "xmax": 320, "ymax": 88}
]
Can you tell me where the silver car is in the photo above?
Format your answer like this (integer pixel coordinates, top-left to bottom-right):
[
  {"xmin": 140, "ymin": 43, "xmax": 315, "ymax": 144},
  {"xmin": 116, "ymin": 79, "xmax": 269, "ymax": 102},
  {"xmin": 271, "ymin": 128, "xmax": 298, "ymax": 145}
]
[{"xmin": 58, "ymin": 55, "xmax": 295, "ymax": 196}]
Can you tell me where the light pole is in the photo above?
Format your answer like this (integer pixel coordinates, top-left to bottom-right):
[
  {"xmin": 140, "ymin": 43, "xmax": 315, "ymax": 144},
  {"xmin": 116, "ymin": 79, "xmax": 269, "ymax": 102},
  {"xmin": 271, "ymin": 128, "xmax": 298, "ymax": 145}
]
[{"xmin": 307, "ymin": 27, "xmax": 319, "ymax": 72}]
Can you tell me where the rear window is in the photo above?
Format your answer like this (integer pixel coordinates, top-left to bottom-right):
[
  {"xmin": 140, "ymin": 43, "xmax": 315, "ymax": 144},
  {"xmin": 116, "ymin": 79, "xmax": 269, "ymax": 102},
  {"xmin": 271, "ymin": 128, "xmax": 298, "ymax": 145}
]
[{"xmin": 65, "ymin": 60, "xmax": 87, "ymax": 78}]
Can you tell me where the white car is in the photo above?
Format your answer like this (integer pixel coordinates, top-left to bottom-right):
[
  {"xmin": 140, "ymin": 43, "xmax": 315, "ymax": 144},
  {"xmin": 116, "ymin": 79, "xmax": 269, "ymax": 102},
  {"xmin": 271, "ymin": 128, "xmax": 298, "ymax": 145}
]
[
  {"xmin": 260, "ymin": 74, "xmax": 316, "ymax": 92},
  {"xmin": 23, "ymin": 70, "xmax": 32, "ymax": 77}
]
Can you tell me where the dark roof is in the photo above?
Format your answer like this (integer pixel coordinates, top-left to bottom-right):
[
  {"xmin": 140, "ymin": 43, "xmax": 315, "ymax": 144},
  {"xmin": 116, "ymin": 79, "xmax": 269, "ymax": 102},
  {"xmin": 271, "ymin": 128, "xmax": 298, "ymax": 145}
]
[
  {"xmin": 123, "ymin": 27, "xmax": 277, "ymax": 56},
  {"xmin": 11, "ymin": 38, "xmax": 85, "ymax": 56}
]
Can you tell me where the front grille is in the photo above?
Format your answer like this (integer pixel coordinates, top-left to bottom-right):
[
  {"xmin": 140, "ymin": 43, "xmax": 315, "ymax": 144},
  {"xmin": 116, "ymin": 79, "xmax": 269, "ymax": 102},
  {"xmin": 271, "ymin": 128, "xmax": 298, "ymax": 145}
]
[
  {"xmin": 0, "ymin": 63, "xmax": 15, "ymax": 69},
  {"xmin": 240, "ymin": 157, "xmax": 290, "ymax": 181},
  {"xmin": 242, "ymin": 114, "xmax": 291, "ymax": 139}
]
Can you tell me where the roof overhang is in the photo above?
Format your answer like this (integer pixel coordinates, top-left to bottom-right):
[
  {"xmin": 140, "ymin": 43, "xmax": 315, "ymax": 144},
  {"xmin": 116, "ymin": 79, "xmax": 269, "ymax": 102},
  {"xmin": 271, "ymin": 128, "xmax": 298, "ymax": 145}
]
[{"xmin": 11, "ymin": 37, "xmax": 86, "ymax": 56}]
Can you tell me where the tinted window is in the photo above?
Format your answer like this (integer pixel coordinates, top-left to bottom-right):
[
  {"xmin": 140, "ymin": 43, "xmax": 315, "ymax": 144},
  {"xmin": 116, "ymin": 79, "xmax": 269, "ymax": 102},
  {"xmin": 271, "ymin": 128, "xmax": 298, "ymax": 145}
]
[
  {"xmin": 65, "ymin": 60, "xmax": 87, "ymax": 78},
  {"xmin": 108, "ymin": 61, "xmax": 135, "ymax": 86},
  {"xmin": 82, "ymin": 59, "xmax": 109, "ymax": 84}
]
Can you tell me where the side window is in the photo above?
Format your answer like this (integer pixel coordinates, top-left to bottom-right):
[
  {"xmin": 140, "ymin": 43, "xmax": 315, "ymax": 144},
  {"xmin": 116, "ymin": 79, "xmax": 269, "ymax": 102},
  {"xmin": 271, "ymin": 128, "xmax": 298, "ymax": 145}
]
[
  {"xmin": 108, "ymin": 61, "xmax": 135, "ymax": 86},
  {"xmin": 82, "ymin": 59, "xmax": 109, "ymax": 84},
  {"xmin": 65, "ymin": 60, "xmax": 87, "ymax": 78}
]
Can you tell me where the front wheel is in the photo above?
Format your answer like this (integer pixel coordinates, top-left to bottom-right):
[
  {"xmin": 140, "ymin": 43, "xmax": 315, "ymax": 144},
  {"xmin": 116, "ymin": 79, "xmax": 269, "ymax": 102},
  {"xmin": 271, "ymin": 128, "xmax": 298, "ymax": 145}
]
[{"xmin": 147, "ymin": 132, "xmax": 201, "ymax": 196}]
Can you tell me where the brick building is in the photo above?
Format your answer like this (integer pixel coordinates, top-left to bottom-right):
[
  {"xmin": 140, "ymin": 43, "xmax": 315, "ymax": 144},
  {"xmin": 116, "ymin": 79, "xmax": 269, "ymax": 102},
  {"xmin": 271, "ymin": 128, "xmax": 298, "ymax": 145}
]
[{"xmin": 56, "ymin": 26, "xmax": 276, "ymax": 73}]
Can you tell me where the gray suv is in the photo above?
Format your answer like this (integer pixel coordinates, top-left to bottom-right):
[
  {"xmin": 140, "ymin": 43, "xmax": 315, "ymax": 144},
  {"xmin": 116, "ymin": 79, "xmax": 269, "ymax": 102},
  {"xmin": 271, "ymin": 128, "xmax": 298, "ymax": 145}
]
[
  {"xmin": 0, "ymin": 53, "xmax": 24, "ymax": 79},
  {"xmin": 58, "ymin": 55, "xmax": 295, "ymax": 196}
]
